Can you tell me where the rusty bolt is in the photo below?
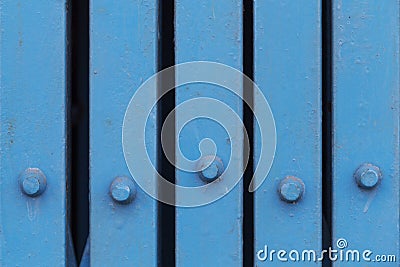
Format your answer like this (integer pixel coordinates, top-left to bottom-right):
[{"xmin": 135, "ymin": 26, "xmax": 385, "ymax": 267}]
[
  {"xmin": 109, "ymin": 176, "xmax": 137, "ymax": 204},
  {"xmin": 354, "ymin": 163, "xmax": 382, "ymax": 189},
  {"xmin": 19, "ymin": 168, "xmax": 47, "ymax": 197},
  {"xmin": 278, "ymin": 176, "xmax": 305, "ymax": 203}
]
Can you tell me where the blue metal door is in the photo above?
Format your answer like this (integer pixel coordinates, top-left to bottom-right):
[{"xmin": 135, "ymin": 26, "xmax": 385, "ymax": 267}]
[{"xmin": 1, "ymin": 1, "xmax": 400, "ymax": 266}]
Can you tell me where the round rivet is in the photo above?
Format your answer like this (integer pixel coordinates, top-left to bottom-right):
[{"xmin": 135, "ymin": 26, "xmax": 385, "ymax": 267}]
[
  {"xmin": 109, "ymin": 176, "xmax": 137, "ymax": 204},
  {"xmin": 354, "ymin": 163, "xmax": 382, "ymax": 189},
  {"xmin": 197, "ymin": 155, "xmax": 224, "ymax": 183},
  {"xmin": 19, "ymin": 168, "xmax": 47, "ymax": 197},
  {"xmin": 278, "ymin": 176, "xmax": 305, "ymax": 203}
]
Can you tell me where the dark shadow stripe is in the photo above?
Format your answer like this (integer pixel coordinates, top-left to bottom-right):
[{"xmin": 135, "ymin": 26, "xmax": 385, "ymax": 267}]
[
  {"xmin": 322, "ymin": 0, "xmax": 333, "ymax": 266},
  {"xmin": 243, "ymin": 0, "xmax": 254, "ymax": 266},
  {"xmin": 70, "ymin": 0, "xmax": 90, "ymax": 262},
  {"xmin": 157, "ymin": 0, "xmax": 176, "ymax": 266}
]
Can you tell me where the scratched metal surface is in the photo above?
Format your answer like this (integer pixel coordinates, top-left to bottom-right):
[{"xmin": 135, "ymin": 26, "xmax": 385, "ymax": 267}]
[
  {"xmin": 175, "ymin": 0, "xmax": 243, "ymax": 266},
  {"xmin": 254, "ymin": 0, "xmax": 322, "ymax": 265},
  {"xmin": 332, "ymin": 1, "xmax": 400, "ymax": 265},
  {"xmin": 0, "ymin": 0, "xmax": 71, "ymax": 265},
  {"xmin": 90, "ymin": 0, "xmax": 158, "ymax": 266}
]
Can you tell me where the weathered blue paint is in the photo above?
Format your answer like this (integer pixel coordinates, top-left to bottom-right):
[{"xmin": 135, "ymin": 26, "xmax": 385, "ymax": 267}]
[
  {"xmin": 332, "ymin": 1, "xmax": 400, "ymax": 265},
  {"xmin": 254, "ymin": 0, "xmax": 322, "ymax": 265},
  {"xmin": 90, "ymin": 0, "xmax": 158, "ymax": 266},
  {"xmin": 0, "ymin": 0, "xmax": 72, "ymax": 265},
  {"xmin": 175, "ymin": 0, "xmax": 243, "ymax": 266}
]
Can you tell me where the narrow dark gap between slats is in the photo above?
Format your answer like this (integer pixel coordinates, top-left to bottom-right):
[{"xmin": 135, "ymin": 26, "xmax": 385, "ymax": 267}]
[
  {"xmin": 322, "ymin": 0, "xmax": 333, "ymax": 266},
  {"xmin": 243, "ymin": 0, "xmax": 254, "ymax": 266},
  {"xmin": 158, "ymin": 0, "xmax": 176, "ymax": 266},
  {"xmin": 70, "ymin": 0, "xmax": 90, "ymax": 262}
]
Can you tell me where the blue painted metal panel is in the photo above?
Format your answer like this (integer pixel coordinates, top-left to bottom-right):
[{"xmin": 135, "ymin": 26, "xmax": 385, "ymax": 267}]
[
  {"xmin": 0, "ymin": 0, "xmax": 71, "ymax": 265},
  {"xmin": 254, "ymin": 0, "xmax": 322, "ymax": 265},
  {"xmin": 175, "ymin": 0, "xmax": 243, "ymax": 266},
  {"xmin": 332, "ymin": 1, "xmax": 399, "ymax": 265},
  {"xmin": 90, "ymin": 0, "xmax": 158, "ymax": 266}
]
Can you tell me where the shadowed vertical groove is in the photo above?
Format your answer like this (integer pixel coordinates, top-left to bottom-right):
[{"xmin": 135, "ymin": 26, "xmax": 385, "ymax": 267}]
[
  {"xmin": 243, "ymin": 0, "xmax": 254, "ymax": 266},
  {"xmin": 322, "ymin": 0, "xmax": 333, "ymax": 266},
  {"xmin": 66, "ymin": 1, "xmax": 73, "ymax": 264},
  {"xmin": 157, "ymin": 0, "xmax": 176, "ymax": 266},
  {"xmin": 70, "ymin": 0, "xmax": 90, "ymax": 262}
]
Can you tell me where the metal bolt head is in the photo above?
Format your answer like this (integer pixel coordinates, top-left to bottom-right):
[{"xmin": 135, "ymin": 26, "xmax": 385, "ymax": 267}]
[
  {"xmin": 278, "ymin": 176, "xmax": 305, "ymax": 203},
  {"xmin": 354, "ymin": 163, "xmax": 382, "ymax": 189},
  {"xmin": 19, "ymin": 168, "xmax": 47, "ymax": 197},
  {"xmin": 197, "ymin": 155, "xmax": 224, "ymax": 183},
  {"xmin": 109, "ymin": 176, "xmax": 137, "ymax": 204}
]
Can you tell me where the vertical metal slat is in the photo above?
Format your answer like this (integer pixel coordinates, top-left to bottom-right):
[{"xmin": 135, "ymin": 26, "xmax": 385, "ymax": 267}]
[
  {"xmin": 175, "ymin": 0, "xmax": 243, "ymax": 266},
  {"xmin": 90, "ymin": 1, "xmax": 158, "ymax": 265},
  {"xmin": 0, "ymin": 0, "xmax": 70, "ymax": 265},
  {"xmin": 332, "ymin": 1, "xmax": 400, "ymax": 265},
  {"xmin": 254, "ymin": 0, "xmax": 322, "ymax": 265}
]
